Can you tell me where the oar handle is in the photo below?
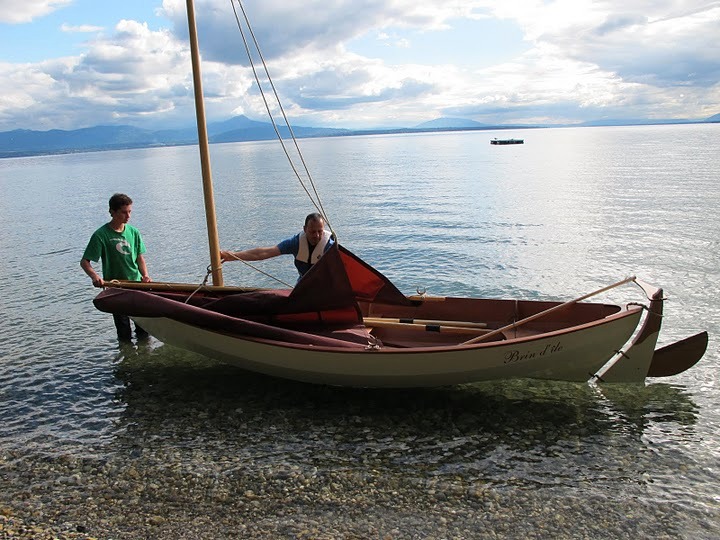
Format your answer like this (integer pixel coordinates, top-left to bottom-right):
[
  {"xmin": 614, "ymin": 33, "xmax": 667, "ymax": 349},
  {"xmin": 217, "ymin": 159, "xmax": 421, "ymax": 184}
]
[
  {"xmin": 366, "ymin": 319, "xmax": 492, "ymax": 335},
  {"xmin": 364, "ymin": 317, "xmax": 487, "ymax": 329},
  {"xmin": 461, "ymin": 276, "xmax": 637, "ymax": 346}
]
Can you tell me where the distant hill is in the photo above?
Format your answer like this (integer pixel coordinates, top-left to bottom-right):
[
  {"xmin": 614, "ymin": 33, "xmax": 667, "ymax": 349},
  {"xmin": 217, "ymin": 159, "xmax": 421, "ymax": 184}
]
[
  {"xmin": 0, "ymin": 125, "xmax": 160, "ymax": 156},
  {"xmin": 577, "ymin": 118, "xmax": 705, "ymax": 127},
  {"xmin": 207, "ymin": 115, "xmax": 268, "ymax": 135},
  {"xmin": 0, "ymin": 114, "xmax": 716, "ymax": 158},
  {"xmin": 414, "ymin": 117, "xmax": 493, "ymax": 129},
  {"xmin": 211, "ymin": 123, "xmax": 350, "ymax": 143},
  {"xmin": 0, "ymin": 115, "xmax": 351, "ymax": 158}
]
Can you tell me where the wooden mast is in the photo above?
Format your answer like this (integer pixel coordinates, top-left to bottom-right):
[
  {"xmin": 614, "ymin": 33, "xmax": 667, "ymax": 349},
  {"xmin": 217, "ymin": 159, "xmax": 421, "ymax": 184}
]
[{"xmin": 185, "ymin": 0, "xmax": 224, "ymax": 286}]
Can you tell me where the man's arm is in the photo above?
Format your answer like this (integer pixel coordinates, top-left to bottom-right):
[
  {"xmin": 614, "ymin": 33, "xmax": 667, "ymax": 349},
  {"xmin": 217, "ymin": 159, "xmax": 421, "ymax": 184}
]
[
  {"xmin": 80, "ymin": 258, "xmax": 104, "ymax": 287},
  {"xmin": 220, "ymin": 246, "xmax": 281, "ymax": 262}
]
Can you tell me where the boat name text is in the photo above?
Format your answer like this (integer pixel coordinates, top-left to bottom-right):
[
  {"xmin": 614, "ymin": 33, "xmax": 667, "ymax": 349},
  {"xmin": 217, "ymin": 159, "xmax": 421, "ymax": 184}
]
[{"xmin": 504, "ymin": 342, "xmax": 563, "ymax": 364}]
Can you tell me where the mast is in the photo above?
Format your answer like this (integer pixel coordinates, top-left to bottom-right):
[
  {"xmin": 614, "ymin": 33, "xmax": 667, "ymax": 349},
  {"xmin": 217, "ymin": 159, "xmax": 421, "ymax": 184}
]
[{"xmin": 185, "ymin": 0, "xmax": 224, "ymax": 286}]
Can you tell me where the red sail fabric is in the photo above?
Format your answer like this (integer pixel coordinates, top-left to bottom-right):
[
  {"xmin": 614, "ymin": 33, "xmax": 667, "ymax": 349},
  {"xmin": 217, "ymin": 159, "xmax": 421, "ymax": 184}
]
[
  {"xmin": 284, "ymin": 243, "xmax": 412, "ymax": 318},
  {"xmin": 336, "ymin": 245, "xmax": 412, "ymax": 306},
  {"xmin": 93, "ymin": 243, "xmax": 408, "ymax": 346}
]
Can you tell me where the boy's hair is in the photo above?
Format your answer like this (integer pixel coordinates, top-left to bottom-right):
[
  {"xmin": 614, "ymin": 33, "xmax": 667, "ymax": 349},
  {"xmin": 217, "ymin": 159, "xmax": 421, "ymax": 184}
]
[{"xmin": 109, "ymin": 193, "xmax": 133, "ymax": 212}]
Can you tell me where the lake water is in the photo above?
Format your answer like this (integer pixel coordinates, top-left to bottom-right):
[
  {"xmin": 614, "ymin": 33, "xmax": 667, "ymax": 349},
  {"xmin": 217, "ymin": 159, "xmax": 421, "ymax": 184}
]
[{"xmin": 0, "ymin": 124, "xmax": 718, "ymax": 538}]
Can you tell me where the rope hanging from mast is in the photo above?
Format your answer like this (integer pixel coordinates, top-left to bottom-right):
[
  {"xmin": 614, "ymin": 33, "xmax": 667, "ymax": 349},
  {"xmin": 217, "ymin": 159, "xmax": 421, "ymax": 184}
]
[{"xmin": 229, "ymin": 0, "xmax": 336, "ymax": 241}]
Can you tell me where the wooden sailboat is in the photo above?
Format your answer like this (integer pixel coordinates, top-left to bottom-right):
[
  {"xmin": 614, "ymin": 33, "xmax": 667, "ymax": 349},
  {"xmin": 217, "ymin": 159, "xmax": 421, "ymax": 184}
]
[{"xmin": 93, "ymin": 0, "xmax": 707, "ymax": 388}]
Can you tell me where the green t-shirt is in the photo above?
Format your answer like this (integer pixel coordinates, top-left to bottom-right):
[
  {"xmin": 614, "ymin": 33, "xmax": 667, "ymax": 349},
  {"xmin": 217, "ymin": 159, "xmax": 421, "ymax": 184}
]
[{"xmin": 82, "ymin": 223, "xmax": 146, "ymax": 281}]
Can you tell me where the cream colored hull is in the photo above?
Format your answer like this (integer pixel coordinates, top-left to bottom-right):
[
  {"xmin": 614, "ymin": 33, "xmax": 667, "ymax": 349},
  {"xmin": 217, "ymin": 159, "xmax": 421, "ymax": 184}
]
[{"xmin": 132, "ymin": 309, "xmax": 643, "ymax": 387}]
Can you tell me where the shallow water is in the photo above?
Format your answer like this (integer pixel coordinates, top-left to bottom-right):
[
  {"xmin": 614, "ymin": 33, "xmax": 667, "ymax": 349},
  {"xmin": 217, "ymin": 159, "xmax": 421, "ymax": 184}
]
[{"xmin": 1, "ymin": 124, "xmax": 718, "ymax": 538}]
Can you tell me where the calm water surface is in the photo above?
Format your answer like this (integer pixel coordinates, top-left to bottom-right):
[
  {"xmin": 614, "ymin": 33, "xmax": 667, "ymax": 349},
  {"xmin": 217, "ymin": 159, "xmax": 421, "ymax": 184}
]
[{"xmin": 0, "ymin": 124, "xmax": 718, "ymax": 538}]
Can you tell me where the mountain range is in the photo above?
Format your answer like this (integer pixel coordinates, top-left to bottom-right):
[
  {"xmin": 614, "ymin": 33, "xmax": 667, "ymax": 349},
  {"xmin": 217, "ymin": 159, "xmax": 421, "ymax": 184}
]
[{"xmin": 1, "ymin": 114, "xmax": 718, "ymax": 158}]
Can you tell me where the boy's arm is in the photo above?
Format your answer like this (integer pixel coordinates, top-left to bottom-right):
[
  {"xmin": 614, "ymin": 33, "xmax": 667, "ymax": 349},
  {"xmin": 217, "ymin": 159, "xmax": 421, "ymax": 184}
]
[
  {"xmin": 80, "ymin": 258, "xmax": 104, "ymax": 287},
  {"xmin": 137, "ymin": 254, "xmax": 151, "ymax": 282}
]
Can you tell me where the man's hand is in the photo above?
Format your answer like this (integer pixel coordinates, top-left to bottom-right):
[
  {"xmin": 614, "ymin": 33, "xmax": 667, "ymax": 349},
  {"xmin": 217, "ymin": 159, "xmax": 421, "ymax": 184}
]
[{"xmin": 220, "ymin": 250, "xmax": 237, "ymax": 262}]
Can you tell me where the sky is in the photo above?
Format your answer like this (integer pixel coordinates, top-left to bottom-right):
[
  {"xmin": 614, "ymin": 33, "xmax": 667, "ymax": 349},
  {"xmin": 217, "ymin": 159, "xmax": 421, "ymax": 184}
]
[{"xmin": 0, "ymin": 0, "xmax": 718, "ymax": 132}]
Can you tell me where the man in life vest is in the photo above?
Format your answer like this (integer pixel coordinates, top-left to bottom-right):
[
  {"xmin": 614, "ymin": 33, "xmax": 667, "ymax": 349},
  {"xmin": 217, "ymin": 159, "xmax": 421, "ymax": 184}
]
[{"xmin": 220, "ymin": 213, "xmax": 334, "ymax": 278}]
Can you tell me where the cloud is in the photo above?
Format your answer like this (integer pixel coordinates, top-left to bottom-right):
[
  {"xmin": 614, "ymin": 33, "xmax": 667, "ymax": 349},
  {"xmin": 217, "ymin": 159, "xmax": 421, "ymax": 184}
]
[
  {"xmin": 148, "ymin": 0, "xmax": 506, "ymax": 126},
  {"xmin": 493, "ymin": 1, "xmax": 720, "ymax": 89},
  {"xmin": 587, "ymin": 9, "xmax": 720, "ymax": 88},
  {"xmin": 290, "ymin": 75, "xmax": 434, "ymax": 112},
  {"xmin": 593, "ymin": 13, "xmax": 648, "ymax": 36},
  {"xmin": 61, "ymin": 23, "xmax": 104, "ymax": 33},
  {"xmin": 1, "ymin": 0, "xmax": 718, "ymax": 131},
  {"xmin": 0, "ymin": 0, "xmax": 72, "ymax": 24},
  {"xmin": 159, "ymin": 0, "xmax": 494, "ymax": 65},
  {"xmin": 154, "ymin": 1, "xmax": 720, "ymax": 125},
  {"xmin": 0, "ymin": 18, "xmax": 253, "ymax": 130}
]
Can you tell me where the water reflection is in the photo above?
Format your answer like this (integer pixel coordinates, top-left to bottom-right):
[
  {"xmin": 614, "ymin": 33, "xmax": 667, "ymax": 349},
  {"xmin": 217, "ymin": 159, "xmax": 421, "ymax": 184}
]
[
  {"xmin": 110, "ymin": 343, "xmax": 699, "ymax": 497},
  {"xmin": 594, "ymin": 383, "xmax": 698, "ymax": 431}
]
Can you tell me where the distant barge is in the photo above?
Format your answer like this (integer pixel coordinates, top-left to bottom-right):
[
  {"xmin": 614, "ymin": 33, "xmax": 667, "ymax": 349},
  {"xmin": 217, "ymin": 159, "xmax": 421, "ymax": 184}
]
[{"xmin": 491, "ymin": 138, "xmax": 524, "ymax": 145}]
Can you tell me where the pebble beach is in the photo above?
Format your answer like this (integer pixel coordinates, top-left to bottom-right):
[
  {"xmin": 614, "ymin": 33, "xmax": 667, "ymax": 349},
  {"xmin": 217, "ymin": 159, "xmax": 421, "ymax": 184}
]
[{"xmin": 1, "ymin": 344, "xmax": 717, "ymax": 539}]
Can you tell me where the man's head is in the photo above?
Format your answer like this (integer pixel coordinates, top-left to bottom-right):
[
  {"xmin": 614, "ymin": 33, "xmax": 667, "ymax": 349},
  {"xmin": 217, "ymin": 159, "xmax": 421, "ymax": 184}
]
[{"xmin": 303, "ymin": 213, "xmax": 325, "ymax": 246}]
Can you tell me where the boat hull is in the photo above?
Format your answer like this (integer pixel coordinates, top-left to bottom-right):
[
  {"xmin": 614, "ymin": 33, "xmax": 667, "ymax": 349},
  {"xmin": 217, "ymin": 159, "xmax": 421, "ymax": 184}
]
[{"xmin": 133, "ymin": 308, "xmax": 642, "ymax": 387}]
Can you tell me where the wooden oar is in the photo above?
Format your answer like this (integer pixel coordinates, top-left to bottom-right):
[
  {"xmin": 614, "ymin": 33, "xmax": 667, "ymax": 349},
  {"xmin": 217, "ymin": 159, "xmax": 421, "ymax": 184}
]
[
  {"xmin": 364, "ymin": 317, "xmax": 487, "ymax": 329},
  {"xmin": 103, "ymin": 280, "xmax": 262, "ymax": 293},
  {"xmin": 366, "ymin": 319, "xmax": 493, "ymax": 336},
  {"xmin": 407, "ymin": 295, "xmax": 447, "ymax": 302},
  {"xmin": 461, "ymin": 276, "xmax": 637, "ymax": 346}
]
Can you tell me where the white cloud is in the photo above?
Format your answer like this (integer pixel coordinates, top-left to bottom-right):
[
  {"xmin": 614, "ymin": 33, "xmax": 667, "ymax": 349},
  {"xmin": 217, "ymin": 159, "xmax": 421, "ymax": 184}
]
[
  {"xmin": 0, "ymin": 18, "xmax": 253, "ymax": 130},
  {"xmin": 0, "ymin": 0, "xmax": 718, "ymax": 131},
  {"xmin": 0, "ymin": 0, "xmax": 72, "ymax": 24},
  {"xmin": 485, "ymin": 0, "xmax": 720, "ymax": 88},
  {"xmin": 61, "ymin": 23, "xmax": 104, "ymax": 33}
]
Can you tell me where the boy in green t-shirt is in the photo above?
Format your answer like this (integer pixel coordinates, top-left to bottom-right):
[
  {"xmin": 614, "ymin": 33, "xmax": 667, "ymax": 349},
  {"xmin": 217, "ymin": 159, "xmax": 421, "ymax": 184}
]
[{"xmin": 81, "ymin": 193, "xmax": 152, "ymax": 342}]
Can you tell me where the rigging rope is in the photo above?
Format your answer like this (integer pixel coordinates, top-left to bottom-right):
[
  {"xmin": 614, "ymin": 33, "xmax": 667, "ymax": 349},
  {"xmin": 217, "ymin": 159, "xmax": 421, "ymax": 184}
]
[
  {"xmin": 222, "ymin": 252, "xmax": 294, "ymax": 289},
  {"xmin": 185, "ymin": 265, "xmax": 214, "ymax": 303},
  {"xmin": 229, "ymin": 0, "xmax": 336, "ymax": 241}
]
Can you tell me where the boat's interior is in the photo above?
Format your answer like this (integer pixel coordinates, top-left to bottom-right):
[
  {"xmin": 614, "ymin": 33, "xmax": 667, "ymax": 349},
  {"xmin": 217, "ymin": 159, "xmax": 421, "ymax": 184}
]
[{"xmin": 359, "ymin": 296, "xmax": 624, "ymax": 348}]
